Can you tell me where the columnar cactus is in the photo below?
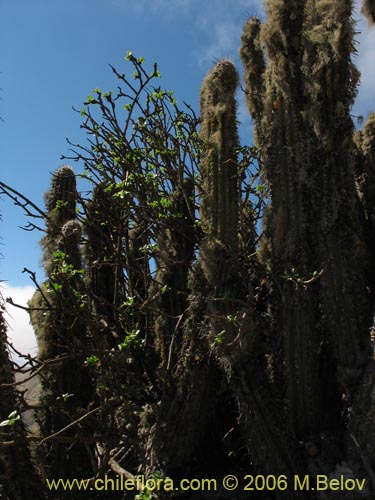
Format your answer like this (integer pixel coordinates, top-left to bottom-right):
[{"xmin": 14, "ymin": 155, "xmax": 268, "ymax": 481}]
[
  {"xmin": 239, "ymin": 17, "xmax": 265, "ymax": 145},
  {"xmin": 141, "ymin": 61, "xmax": 242, "ymax": 475},
  {"xmin": 29, "ymin": 166, "xmax": 81, "ymax": 359},
  {"xmin": 241, "ymin": 2, "xmax": 326, "ymax": 438},
  {"xmin": 199, "ymin": 59, "xmax": 239, "ymax": 259},
  {"xmin": 153, "ymin": 180, "xmax": 195, "ymax": 369},
  {"xmin": 29, "ymin": 166, "xmax": 92, "ymax": 480},
  {"xmin": 355, "ymin": 113, "xmax": 375, "ymax": 276},
  {"xmin": 240, "ymin": 0, "xmax": 374, "ymax": 478},
  {"xmin": 85, "ymin": 184, "xmax": 118, "ymax": 330},
  {"xmin": 3, "ymin": 2, "xmax": 375, "ymax": 497},
  {"xmin": 199, "ymin": 58, "xmax": 302, "ymax": 477},
  {"xmin": 42, "ymin": 165, "xmax": 78, "ymax": 274}
]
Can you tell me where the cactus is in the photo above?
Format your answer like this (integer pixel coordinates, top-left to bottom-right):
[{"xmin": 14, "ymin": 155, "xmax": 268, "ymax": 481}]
[
  {"xmin": 29, "ymin": 166, "xmax": 93, "ymax": 481},
  {"xmin": 140, "ymin": 61, "xmax": 242, "ymax": 475},
  {"xmin": 85, "ymin": 184, "xmax": 118, "ymax": 336},
  {"xmin": 238, "ymin": 0, "xmax": 375, "ymax": 484},
  {"xmin": 200, "ymin": 58, "xmax": 303, "ymax": 477},
  {"xmin": 354, "ymin": 113, "xmax": 375, "ymax": 283},
  {"xmin": 241, "ymin": 2, "xmax": 326, "ymax": 438},
  {"xmin": 153, "ymin": 179, "xmax": 195, "ymax": 370},
  {"xmin": 239, "ymin": 17, "xmax": 265, "ymax": 145},
  {"xmin": 41, "ymin": 165, "xmax": 77, "ymax": 275},
  {"xmin": 199, "ymin": 59, "xmax": 239, "ymax": 258},
  {"xmin": 30, "ymin": 166, "xmax": 81, "ymax": 359},
  {"xmin": 301, "ymin": 0, "xmax": 370, "ymax": 391},
  {"xmin": 3, "ymin": 3, "xmax": 375, "ymax": 496}
]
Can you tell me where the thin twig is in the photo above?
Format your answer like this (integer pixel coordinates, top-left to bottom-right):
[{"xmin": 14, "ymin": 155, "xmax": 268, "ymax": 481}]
[
  {"xmin": 39, "ymin": 406, "xmax": 102, "ymax": 446},
  {"xmin": 0, "ymin": 181, "xmax": 47, "ymax": 220},
  {"xmin": 108, "ymin": 458, "xmax": 136, "ymax": 482}
]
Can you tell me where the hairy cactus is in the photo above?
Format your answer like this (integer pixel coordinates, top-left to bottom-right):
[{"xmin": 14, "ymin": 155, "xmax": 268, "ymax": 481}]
[
  {"xmin": 141, "ymin": 61, "xmax": 242, "ymax": 475},
  {"xmin": 85, "ymin": 184, "xmax": 118, "ymax": 331},
  {"xmin": 239, "ymin": 17, "xmax": 265, "ymax": 144},
  {"xmin": 239, "ymin": 0, "xmax": 374, "ymax": 486},
  {"xmin": 241, "ymin": 0, "xmax": 326, "ymax": 438},
  {"xmin": 42, "ymin": 165, "xmax": 77, "ymax": 274},
  {"xmin": 4, "ymin": 3, "xmax": 375, "ymax": 497},
  {"xmin": 301, "ymin": 0, "xmax": 370, "ymax": 391},
  {"xmin": 200, "ymin": 59, "xmax": 239, "ymax": 258},
  {"xmin": 153, "ymin": 180, "xmax": 195, "ymax": 369},
  {"xmin": 355, "ymin": 114, "xmax": 375, "ymax": 232},
  {"xmin": 200, "ymin": 58, "xmax": 302, "ymax": 478},
  {"xmin": 30, "ymin": 166, "xmax": 83, "ymax": 359},
  {"xmin": 29, "ymin": 166, "xmax": 92, "ymax": 481}
]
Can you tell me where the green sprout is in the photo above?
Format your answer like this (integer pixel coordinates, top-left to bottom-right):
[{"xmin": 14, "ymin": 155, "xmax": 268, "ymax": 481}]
[{"xmin": 0, "ymin": 410, "xmax": 21, "ymax": 427}]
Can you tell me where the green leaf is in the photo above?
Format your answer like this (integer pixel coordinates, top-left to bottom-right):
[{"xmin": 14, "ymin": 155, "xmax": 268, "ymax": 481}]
[
  {"xmin": 118, "ymin": 329, "xmax": 143, "ymax": 352},
  {"xmin": 210, "ymin": 330, "xmax": 226, "ymax": 348},
  {"xmin": 0, "ymin": 411, "xmax": 21, "ymax": 427},
  {"xmin": 51, "ymin": 282, "xmax": 63, "ymax": 292},
  {"xmin": 85, "ymin": 355, "xmax": 100, "ymax": 365},
  {"xmin": 123, "ymin": 296, "xmax": 135, "ymax": 306},
  {"xmin": 56, "ymin": 393, "xmax": 74, "ymax": 402}
]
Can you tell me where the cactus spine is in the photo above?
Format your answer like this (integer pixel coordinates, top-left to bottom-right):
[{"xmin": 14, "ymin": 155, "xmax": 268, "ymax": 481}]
[
  {"xmin": 240, "ymin": 0, "xmax": 373, "ymax": 469},
  {"xmin": 199, "ymin": 59, "xmax": 302, "ymax": 478},
  {"xmin": 142, "ymin": 61, "xmax": 242, "ymax": 475},
  {"xmin": 200, "ymin": 59, "xmax": 239, "ymax": 258},
  {"xmin": 241, "ymin": 1, "xmax": 325, "ymax": 438},
  {"xmin": 3, "ymin": 2, "xmax": 375, "ymax": 495},
  {"xmin": 29, "ymin": 166, "xmax": 92, "ymax": 480}
]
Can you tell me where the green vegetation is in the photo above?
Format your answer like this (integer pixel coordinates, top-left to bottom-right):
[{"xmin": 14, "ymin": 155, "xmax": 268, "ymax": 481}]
[{"xmin": 1, "ymin": 2, "xmax": 375, "ymax": 499}]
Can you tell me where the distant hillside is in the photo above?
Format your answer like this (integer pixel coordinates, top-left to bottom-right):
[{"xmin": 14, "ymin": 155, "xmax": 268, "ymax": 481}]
[{"xmin": 15, "ymin": 371, "xmax": 40, "ymax": 430}]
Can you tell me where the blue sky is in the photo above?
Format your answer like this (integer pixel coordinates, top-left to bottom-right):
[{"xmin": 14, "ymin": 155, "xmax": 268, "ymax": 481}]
[
  {"xmin": 0, "ymin": 0, "xmax": 261, "ymax": 288},
  {"xmin": 0, "ymin": 0, "xmax": 374, "ymax": 360}
]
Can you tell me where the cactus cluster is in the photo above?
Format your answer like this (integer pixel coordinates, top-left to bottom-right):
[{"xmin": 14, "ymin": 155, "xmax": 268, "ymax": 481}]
[
  {"xmin": 2, "ymin": 1, "xmax": 375, "ymax": 499},
  {"xmin": 28, "ymin": 166, "xmax": 93, "ymax": 481}
]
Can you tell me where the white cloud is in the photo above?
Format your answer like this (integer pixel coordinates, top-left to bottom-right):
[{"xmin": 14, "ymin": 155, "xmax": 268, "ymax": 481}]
[
  {"xmin": 1, "ymin": 283, "xmax": 37, "ymax": 365},
  {"xmin": 197, "ymin": 21, "xmax": 242, "ymax": 67},
  {"xmin": 111, "ymin": 0, "xmax": 264, "ymax": 66},
  {"xmin": 195, "ymin": 0, "xmax": 265, "ymax": 67}
]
